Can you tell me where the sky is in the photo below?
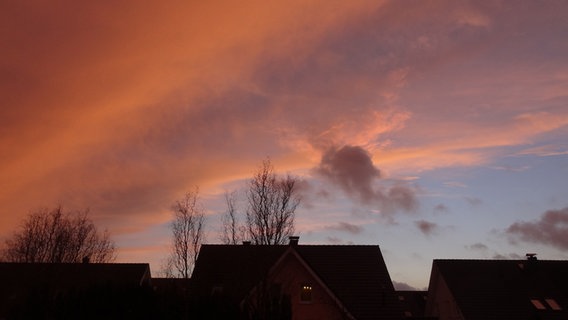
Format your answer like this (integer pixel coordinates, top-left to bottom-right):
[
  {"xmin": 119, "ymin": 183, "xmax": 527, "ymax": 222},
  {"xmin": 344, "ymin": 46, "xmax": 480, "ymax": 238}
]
[{"xmin": 1, "ymin": 1, "xmax": 567, "ymax": 290}]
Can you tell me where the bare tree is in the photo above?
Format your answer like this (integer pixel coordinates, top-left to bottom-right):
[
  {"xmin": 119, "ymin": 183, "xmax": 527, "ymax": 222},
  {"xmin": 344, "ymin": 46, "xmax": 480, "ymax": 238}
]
[
  {"xmin": 246, "ymin": 159, "xmax": 300, "ymax": 245},
  {"xmin": 2, "ymin": 206, "xmax": 115, "ymax": 263},
  {"xmin": 166, "ymin": 187, "xmax": 206, "ymax": 278},
  {"xmin": 220, "ymin": 191, "xmax": 245, "ymax": 245},
  {"xmin": 242, "ymin": 280, "xmax": 291, "ymax": 320}
]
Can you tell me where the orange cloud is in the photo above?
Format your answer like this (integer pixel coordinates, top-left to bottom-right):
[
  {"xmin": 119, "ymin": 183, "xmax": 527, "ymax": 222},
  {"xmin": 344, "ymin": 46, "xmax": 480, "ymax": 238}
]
[
  {"xmin": 0, "ymin": 1, "xmax": 390, "ymax": 235},
  {"xmin": 1, "ymin": 1, "xmax": 567, "ymax": 275}
]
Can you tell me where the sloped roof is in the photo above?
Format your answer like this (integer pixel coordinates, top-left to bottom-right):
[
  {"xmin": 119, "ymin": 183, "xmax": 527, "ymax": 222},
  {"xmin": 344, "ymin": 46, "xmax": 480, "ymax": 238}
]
[
  {"xmin": 0, "ymin": 262, "xmax": 152, "ymax": 318},
  {"xmin": 295, "ymin": 245, "xmax": 401, "ymax": 320},
  {"xmin": 430, "ymin": 259, "xmax": 568, "ymax": 319},
  {"xmin": 0, "ymin": 262, "xmax": 150, "ymax": 289},
  {"xmin": 191, "ymin": 244, "xmax": 288, "ymax": 300},
  {"xmin": 191, "ymin": 244, "xmax": 401, "ymax": 320}
]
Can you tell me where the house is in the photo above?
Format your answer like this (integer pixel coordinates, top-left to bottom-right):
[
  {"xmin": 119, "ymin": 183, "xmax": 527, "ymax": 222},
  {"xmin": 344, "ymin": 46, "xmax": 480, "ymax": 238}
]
[
  {"xmin": 190, "ymin": 237, "xmax": 403, "ymax": 319},
  {"xmin": 425, "ymin": 257, "xmax": 568, "ymax": 320},
  {"xmin": 151, "ymin": 277, "xmax": 193, "ymax": 319},
  {"xmin": 396, "ymin": 291, "xmax": 435, "ymax": 319},
  {"xmin": 0, "ymin": 262, "xmax": 154, "ymax": 319}
]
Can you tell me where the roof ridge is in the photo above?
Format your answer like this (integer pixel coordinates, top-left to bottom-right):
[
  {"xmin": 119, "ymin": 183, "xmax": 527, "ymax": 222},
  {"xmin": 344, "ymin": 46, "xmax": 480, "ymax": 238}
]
[
  {"xmin": 434, "ymin": 258, "xmax": 567, "ymax": 262},
  {"xmin": 200, "ymin": 243, "xmax": 381, "ymax": 247}
]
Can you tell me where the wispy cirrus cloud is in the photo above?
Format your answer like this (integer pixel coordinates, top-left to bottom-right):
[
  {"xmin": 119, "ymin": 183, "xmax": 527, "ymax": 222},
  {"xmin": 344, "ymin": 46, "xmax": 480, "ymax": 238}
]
[
  {"xmin": 433, "ymin": 203, "xmax": 450, "ymax": 215},
  {"xmin": 325, "ymin": 222, "xmax": 364, "ymax": 235},
  {"xmin": 465, "ymin": 242, "xmax": 488, "ymax": 251},
  {"xmin": 465, "ymin": 197, "xmax": 483, "ymax": 207},
  {"xmin": 492, "ymin": 253, "xmax": 523, "ymax": 260},
  {"xmin": 517, "ymin": 145, "xmax": 568, "ymax": 157},
  {"xmin": 325, "ymin": 236, "xmax": 354, "ymax": 245},
  {"xmin": 490, "ymin": 165, "xmax": 531, "ymax": 172},
  {"xmin": 444, "ymin": 181, "xmax": 467, "ymax": 188}
]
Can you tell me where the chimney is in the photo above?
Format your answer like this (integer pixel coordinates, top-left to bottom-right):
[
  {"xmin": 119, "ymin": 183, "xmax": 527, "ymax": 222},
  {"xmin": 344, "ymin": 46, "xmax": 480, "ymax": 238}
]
[
  {"xmin": 289, "ymin": 236, "xmax": 299, "ymax": 246},
  {"xmin": 526, "ymin": 253, "xmax": 537, "ymax": 261}
]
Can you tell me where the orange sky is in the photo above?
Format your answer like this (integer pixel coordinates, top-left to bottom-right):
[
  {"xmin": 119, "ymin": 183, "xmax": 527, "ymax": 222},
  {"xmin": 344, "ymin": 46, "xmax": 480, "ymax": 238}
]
[{"xmin": 2, "ymin": 1, "xmax": 568, "ymax": 289}]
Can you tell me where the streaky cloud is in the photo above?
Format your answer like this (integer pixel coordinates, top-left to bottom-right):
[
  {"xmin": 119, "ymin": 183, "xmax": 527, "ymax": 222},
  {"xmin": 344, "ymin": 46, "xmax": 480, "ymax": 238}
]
[
  {"xmin": 325, "ymin": 222, "xmax": 364, "ymax": 235},
  {"xmin": 465, "ymin": 242, "xmax": 488, "ymax": 251}
]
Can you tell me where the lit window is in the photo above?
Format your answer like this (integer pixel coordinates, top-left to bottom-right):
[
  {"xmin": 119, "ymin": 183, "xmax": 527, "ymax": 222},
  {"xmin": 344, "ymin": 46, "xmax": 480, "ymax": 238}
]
[
  {"xmin": 545, "ymin": 299, "xmax": 562, "ymax": 311},
  {"xmin": 300, "ymin": 284, "xmax": 313, "ymax": 303},
  {"xmin": 531, "ymin": 299, "xmax": 546, "ymax": 310}
]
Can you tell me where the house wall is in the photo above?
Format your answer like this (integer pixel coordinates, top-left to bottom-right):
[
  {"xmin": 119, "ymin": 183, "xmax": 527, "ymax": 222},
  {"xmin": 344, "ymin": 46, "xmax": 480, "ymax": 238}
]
[
  {"xmin": 424, "ymin": 265, "xmax": 463, "ymax": 320},
  {"xmin": 270, "ymin": 253, "xmax": 350, "ymax": 320}
]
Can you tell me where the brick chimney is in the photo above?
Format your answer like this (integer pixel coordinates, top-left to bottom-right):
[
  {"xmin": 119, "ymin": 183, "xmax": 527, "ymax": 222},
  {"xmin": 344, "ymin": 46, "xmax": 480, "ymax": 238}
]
[{"xmin": 289, "ymin": 236, "xmax": 299, "ymax": 246}]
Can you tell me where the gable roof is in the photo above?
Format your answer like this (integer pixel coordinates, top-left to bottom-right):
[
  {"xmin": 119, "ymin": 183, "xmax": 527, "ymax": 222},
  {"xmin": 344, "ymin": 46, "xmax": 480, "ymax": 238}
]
[
  {"xmin": 295, "ymin": 245, "xmax": 401, "ymax": 320},
  {"xmin": 190, "ymin": 244, "xmax": 288, "ymax": 301},
  {"xmin": 191, "ymin": 243, "xmax": 401, "ymax": 320},
  {"xmin": 428, "ymin": 259, "xmax": 568, "ymax": 319}
]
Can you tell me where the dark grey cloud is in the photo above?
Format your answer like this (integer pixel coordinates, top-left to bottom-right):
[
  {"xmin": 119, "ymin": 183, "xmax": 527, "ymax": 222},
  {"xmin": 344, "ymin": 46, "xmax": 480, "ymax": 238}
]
[
  {"xmin": 415, "ymin": 220, "xmax": 438, "ymax": 236},
  {"xmin": 506, "ymin": 207, "xmax": 568, "ymax": 250},
  {"xmin": 492, "ymin": 253, "xmax": 523, "ymax": 260},
  {"xmin": 325, "ymin": 236, "xmax": 353, "ymax": 245},
  {"xmin": 433, "ymin": 203, "xmax": 449, "ymax": 214},
  {"xmin": 387, "ymin": 186, "xmax": 418, "ymax": 212},
  {"xmin": 465, "ymin": 197, "xmax": 482, "ymax": 207},
  {"xmin": 317, "ymin": 145, "xmax": 380, "ymax": 201},
  {"xmin": 392, "ymin": 281, "xmax": 420, "ymax": 291},
  {"xmin": 316, "ymin": 145, "xmax": 418, "ymax": 213},
  {"xmin": 326, "ymin": 222, "xmax": 364, "ymax": 235},
  {"xmin": 465, "ymin": 242, "xmax": 488, "ymax": 251}
]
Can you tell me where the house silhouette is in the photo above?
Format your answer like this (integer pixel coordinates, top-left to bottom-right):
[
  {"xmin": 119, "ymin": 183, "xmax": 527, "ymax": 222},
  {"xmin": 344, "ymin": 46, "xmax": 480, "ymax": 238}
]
[
  {"xmin": 0, "ymin": 262, "xmax": 154, "ymax": 319},
  {"xmin": 189, "ymin": 237, "xmax": 402, "ymax": 319},
  {"xmin": 3, "ymin": 244, "xmax": 567, "ymax": 319},
  {"xmin": 425, "ymin": 258, "xmax": 568, "ymax": 319}
]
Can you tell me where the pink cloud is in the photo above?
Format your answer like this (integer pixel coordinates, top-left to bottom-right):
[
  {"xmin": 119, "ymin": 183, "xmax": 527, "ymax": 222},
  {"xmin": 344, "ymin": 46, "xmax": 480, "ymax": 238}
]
[{"xmin": 517, "ymin": 145, "xmax": 568, "ymax": 157}]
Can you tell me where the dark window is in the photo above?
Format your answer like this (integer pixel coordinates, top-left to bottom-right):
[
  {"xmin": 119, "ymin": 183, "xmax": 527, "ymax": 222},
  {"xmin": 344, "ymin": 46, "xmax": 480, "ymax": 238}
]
[{"xmin": 211, "ymin": 286, "xmax": 223, "ymax": 296}]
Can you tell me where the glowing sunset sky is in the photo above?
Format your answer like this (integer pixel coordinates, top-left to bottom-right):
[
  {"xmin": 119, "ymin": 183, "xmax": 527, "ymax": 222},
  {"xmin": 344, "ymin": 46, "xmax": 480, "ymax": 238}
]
[{"xmin": 1, "ymin": 1, "xmax": 567, "ymax": 289}]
